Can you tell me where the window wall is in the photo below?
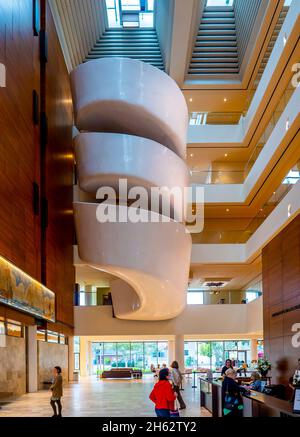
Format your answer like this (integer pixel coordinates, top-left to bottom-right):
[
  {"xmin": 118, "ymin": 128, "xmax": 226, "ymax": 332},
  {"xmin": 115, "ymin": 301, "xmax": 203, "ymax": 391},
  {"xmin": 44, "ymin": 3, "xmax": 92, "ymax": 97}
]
[
  {"xmin": 91, "ymin": 341, "xmax": 168, "ymax": 374},
  {"xmin": 185, "ymin": 340, "xmax": 251, "ymax": 370}
]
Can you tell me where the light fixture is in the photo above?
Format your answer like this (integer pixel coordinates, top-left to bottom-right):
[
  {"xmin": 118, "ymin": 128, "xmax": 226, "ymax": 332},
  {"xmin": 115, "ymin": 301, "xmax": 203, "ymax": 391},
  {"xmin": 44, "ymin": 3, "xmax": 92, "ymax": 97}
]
[
  {"xmin": 283, "ymin": 33, "xmax": 287, "ymax": 46},
  {"xmin": 190, "ymin": 153, "xmax": 194, "ymax": 158},
  {"xmin": 288, "ymin": 204, "xmax": 292, "ymax": 218},
  {"xmin": 226, "ymin": 208, "xmax": 230, "ymax": 212},
  {"xmin": 225, "ymin": 153, "xmax": 228, "ymax": 157},
  {"xmin": 224, "ymin": 98, "xmax": 228, "ymax": 102},
  {"xmin": 286, "ymin": 119, "xmax": 290, "ymax": 131},
  {"xmin": 189, "ymin": 98, "xmax": 193, "ymax": 102}
]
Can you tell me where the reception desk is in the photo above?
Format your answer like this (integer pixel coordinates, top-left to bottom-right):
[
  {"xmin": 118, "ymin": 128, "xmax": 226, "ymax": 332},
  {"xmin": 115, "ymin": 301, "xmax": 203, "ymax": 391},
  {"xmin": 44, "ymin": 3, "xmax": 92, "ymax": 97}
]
[{"xmin": 199, "ymin": 378, "xmax": 300, "ymax": 418}]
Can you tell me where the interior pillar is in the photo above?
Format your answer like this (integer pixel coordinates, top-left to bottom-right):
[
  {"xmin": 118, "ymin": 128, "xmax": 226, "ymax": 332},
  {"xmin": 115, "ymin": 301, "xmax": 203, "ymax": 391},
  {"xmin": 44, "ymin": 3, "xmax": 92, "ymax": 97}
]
[
  {"xmin": 174, "ymin": 334, "xmax": 185, "ymax": 371},
  {"xmin": 250, "ymin": 339, "xmax": 258, "ymax": 362},
  {"xmin": 27, "ymin": 325, "xmax": 38, "ymax": 393},
  {"xmin": 68, "ymin": 335, "xmax": 75, "ymax": 381},
  {"xmin": 79, "ymin": 336, "xmax": 88, "ymax": 377},
  {"xmin": 168, "ymin": 339, "xmax": 175, "ymax": 365}
]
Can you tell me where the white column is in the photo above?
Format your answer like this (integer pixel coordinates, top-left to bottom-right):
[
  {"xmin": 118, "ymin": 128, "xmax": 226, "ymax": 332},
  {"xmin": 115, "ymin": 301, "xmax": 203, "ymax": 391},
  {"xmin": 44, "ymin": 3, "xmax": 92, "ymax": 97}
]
[
  {"xmin": 80, "ymin": 336, "xmax": 88, "ymax": 377},
  {"xmin": 27, "ymin": 325, "xmax": 38, "ymax": 393},
  {"xmin": 68, "ymin": 336, "xmax": 75, "ymax": 381},
  {"xmin": 168, "ymin": 339, "xmax": 175, "ymax": 365},
  {"xmin": 175, "ymin": 334, "xmax": 185, "ymax": 371},
  {"xmin": 88, "ymin": 341, "xmax": 93, "ymax": 376},
  {"xmin": 250, "ymin": 339, "xmax": 258, "ymax": 362}
]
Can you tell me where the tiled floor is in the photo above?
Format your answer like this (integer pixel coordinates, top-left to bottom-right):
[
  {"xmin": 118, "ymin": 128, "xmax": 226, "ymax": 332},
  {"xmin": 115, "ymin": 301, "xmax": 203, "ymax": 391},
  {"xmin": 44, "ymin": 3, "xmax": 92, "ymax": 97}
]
[{"xmin": 0, "ymin": 375, "xmax": 211, "ymax": 417}]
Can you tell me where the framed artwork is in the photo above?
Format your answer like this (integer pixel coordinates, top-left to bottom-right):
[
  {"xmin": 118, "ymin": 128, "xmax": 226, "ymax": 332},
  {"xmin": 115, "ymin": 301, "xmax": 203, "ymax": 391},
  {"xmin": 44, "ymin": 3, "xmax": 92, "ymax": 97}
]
[{"xmin": 0, "ymin": 256, "xmax": 55, "ymax": 322}]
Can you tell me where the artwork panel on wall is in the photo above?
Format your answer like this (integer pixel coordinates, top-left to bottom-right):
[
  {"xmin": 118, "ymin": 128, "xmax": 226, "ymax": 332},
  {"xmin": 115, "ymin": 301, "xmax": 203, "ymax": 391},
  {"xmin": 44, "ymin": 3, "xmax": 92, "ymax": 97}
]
[{"xmin": 0, "ymin": 256, "xmax": 55, "ymax": 322}]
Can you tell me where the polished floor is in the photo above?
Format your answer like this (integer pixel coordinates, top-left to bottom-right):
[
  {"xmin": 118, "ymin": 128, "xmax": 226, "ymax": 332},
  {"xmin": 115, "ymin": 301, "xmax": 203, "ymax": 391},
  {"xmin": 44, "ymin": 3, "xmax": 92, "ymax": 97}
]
[{"xmin": 0, "ymin": 375, "xmax": 211, "ymax": 417}]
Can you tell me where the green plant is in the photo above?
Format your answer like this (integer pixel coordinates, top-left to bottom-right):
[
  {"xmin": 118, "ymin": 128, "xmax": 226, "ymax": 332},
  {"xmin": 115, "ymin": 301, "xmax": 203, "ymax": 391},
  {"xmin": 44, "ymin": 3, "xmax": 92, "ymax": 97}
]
[{"xmin": 257, "ymin": 357, "xmax": 271, "ymax": 375}]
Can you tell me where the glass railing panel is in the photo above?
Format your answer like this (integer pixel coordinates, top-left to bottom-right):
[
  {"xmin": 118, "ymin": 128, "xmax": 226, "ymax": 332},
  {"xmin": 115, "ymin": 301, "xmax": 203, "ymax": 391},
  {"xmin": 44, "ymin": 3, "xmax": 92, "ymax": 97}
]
[
  {"xmin": 189, "ymin": 112, "xmax": 242, "ymax": 126},
  {"xmin": 190, "ymin": 170, "xmax": 245, "ymax": 185},
  {"xmin": 187, "ymin": 290, "xmax": 262, "ymax": 305},
  {"xmin": 190, "ymin": 164, "xmax": 300, "ymax": 244}
]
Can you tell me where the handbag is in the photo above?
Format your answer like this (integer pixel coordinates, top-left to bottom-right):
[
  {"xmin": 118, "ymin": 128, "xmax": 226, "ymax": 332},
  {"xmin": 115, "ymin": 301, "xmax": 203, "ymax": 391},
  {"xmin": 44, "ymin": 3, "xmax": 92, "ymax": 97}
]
[
  {"xmin": 223, "ymin": 384, "xmax": 243, "ymax": 416},
  {"xmin": 170, "ymin": 399, "xmax": 180, "ymax": 418}
]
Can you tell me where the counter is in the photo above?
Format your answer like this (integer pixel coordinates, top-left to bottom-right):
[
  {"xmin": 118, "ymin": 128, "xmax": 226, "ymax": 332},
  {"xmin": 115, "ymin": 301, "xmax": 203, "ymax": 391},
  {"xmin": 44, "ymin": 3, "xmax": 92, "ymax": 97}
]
[{"xmin": 199, "ymin": 378, "xmax": 300, "ymax": 418}]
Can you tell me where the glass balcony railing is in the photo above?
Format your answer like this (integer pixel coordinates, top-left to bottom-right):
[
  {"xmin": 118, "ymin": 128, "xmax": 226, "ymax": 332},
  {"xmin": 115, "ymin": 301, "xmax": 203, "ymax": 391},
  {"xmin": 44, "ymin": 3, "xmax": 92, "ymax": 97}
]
[
  {"xmin": 187, "ymin": 290, "xmax": 262, "ymax": 305},
  {"xmin": 190, "ymin": 74, "xmax": 297, "ymax": 186},
  {"xmin": 75, "ymin": 292, "xmax": 112, "ymax": 307},
  {"xmin": 189, "ymin": 112, "xmax": 242, "ymax": 126},
  {"xmin": 191, "ymin": 165, "xmax": 300, "ymax": 244},
  {"xmin": 244, "ymin": 78, "xmax": 296, "ymax": 177},
  {"xmin": 190, "ymin": 170, "xmax": 245, "ymax": 185}
]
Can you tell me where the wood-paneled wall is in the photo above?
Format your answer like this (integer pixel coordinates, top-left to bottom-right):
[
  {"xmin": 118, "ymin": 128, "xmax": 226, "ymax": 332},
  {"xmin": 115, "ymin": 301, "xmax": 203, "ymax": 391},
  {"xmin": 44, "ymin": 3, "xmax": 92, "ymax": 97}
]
[
  {"xmin": 262, "ymin": 214, "xmax": 300, "ymax": 385},
  {"xmin": 0, "ymin": 0, "xmax": 74, "ymax": 333},
  {"xmin": 0, "ymin": 0, "xmax": 41, "ymax": 280},
  {"xmin": 44, "ymin": 0, "xmax": 74, "ymax": 329}
]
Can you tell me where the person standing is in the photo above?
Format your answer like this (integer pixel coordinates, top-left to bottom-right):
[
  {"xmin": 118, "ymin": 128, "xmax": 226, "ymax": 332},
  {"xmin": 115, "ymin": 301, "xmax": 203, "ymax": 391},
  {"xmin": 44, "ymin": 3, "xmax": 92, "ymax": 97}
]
[
  {"xmin": 222, "ymin": 369, "xmax": 247, "ymax": 417},
  {"xmin": 50, "ymin": 366, "xmax": 63, "ymax": 417},
  {"xmin": 149, "ymin": 368, "xmax": 176, "ymax": 417},
  {"xmin": 170, "ymin": 361, "xmax": 186, "ymax": 410},
  {"xmin": 221, "ymin": 359, "xmax": 233, "ymax": 376}
]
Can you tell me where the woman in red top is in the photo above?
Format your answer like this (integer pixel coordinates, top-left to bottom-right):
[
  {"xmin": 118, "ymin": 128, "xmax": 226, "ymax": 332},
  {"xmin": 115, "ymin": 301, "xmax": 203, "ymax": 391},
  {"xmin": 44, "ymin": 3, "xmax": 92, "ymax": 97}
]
[{"xmin": 149, "ymin": 368, "xmax": 176, "ymax": 417}]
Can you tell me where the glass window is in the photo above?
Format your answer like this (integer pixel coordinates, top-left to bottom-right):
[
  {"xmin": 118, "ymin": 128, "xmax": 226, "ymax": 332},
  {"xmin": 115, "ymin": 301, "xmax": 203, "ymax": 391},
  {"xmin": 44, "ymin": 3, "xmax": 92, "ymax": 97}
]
[
  {"xmin": 207, "ymin": 0, "xmax": 234, "ymax": 6},
  {"xmin": 74, "ymin": 353, "xmax": 80, "ymax": 371},
  {"xmin": 157, "ymin": 342, "xmax": 168, "ymax": 367},
  {"xmin": 105, "ymin": 0, "xmax": 155, "ymax": 29},
  {"xmin": 131, "ymin": 343, "xmax": 144, "ymax": 369},
  {"xmin": 144, "ymin": 342, "xmax": 158, "ymax": 371},
  {"xmin": 187, "ymin": 292, "xmax": 204, "ymax": 305},
  {"xmin": 211, "ymin": 342, "xmax": 224, "ymax": 370},
  {"xmin": 47, "ymin": 331, "xmax": 59, "ymax": 343},
  {"xmin": 0, "ymin": 317, "xmax": 5, "ymax": 335},
  {"xmin": 74, "ymin": 336, "xmax": 80, "ymax": 353},
  {"xmin": 184, "ymin": 342, "xmax": 198, "ymax": 369},
  {"xmin": 225, "ymin": 341, "xmax": 238, "ymax": 351},
  {"xmin": 198, "ymin": 342, "xmax": 212, "ymax": 370},
  {"xmin": 116, "ymin": 343, "xmax": 131, "ymax": 367},
  {"xmin": 59, "ymin": 334, "xmax": 66, "ymax": 345},
  {"xmin": 238, "ymin": 340, "xmax": 250, "ymax": 351},
  {"xmin": 103, "ymin": 343, "xmax": 117, "ymax": 370},
  {"xmin": 37, "ymin": 330, "xmax": 46, "ymax": 341}
]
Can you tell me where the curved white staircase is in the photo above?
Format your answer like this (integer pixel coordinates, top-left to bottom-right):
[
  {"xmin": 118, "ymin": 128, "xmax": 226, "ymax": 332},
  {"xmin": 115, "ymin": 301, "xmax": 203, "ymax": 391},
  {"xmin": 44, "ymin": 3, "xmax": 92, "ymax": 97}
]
[{"xmin": 71, "ymin": 58, "xmax": 192, "ymax": 321}]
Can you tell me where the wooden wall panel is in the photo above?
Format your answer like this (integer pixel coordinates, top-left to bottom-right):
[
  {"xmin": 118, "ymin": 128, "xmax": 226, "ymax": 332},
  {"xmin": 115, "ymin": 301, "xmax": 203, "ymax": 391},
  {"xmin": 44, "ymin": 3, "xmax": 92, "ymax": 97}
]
[
  {"xmin": 0, "ymin": 0, "xmax": 74, "ymax": 334},
  {"xmin": 43, "ymin": 1, "xmax": 75, "ymax": 330},
  {"xmin": 262, "ymin": 214, "xmax": 300, "ymax": 385},
  {"xmin": 0, "ymin": 0, "xmax": 40, "ymax": 280}
]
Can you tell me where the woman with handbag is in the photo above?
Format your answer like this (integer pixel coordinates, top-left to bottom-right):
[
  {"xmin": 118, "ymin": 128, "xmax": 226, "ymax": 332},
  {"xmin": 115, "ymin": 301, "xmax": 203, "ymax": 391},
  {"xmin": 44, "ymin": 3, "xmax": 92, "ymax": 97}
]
[
  {"xmin": 149, "ymin": 368, "xmax": 177, "ymax": 417},
  {"xmin": 170, "ymin": 361, "xmax": 186, "ymax": 410},
  {"xmin": 222, "ymin": 368, "xmax": 247, "ymax": 417}
]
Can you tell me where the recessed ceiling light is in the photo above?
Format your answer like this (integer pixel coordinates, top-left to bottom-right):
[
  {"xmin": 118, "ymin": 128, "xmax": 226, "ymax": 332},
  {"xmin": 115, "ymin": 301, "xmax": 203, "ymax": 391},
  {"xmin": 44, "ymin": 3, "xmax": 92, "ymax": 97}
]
[
  {"xmin": 226, "ymin": 208, "xmax": 230, "ymax": 212},
  {"xmin": 225, "ymin": 153, "xmax": 228, "ymax": 157},
  {"xmin": 224, "ymin": 98, "xmax": 228, "ymax": 102},
  {"xmin": 190, "ymin": 153, "xmax": 194, "ymax": 158},
  {"xmin": 189, "ymin": 98, "xmax": 193, "ymax": 102}
]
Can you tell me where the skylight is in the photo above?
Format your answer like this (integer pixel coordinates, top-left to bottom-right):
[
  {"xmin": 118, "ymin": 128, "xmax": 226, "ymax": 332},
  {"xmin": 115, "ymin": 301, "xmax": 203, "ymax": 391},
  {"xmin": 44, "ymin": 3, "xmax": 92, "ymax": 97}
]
[
  {"xmin": 105, "ymin": 0, "xmax": 155, "ymax": 29},
  {"xmin": 206, "ymin": 0, "xmax": 234, "ymax": 6}
]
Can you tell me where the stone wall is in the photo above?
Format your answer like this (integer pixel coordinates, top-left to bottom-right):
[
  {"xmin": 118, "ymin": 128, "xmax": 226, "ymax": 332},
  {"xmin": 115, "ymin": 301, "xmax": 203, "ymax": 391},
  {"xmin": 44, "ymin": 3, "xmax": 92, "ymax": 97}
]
[
  {"xmin": 0, "ymin": 336, "xmax": 26, "ymax": 397},
  {"xmin": 37, "ymin": 342, "xmax": 68, "ymax": 389}
]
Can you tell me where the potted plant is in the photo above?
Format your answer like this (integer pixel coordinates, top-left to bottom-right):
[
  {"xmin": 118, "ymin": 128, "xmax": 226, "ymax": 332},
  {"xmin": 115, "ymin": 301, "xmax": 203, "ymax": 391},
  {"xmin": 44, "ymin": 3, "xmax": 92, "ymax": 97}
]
[{"xmin": 257, "ymin": 357, "xmax": 271, "ymax": 377}]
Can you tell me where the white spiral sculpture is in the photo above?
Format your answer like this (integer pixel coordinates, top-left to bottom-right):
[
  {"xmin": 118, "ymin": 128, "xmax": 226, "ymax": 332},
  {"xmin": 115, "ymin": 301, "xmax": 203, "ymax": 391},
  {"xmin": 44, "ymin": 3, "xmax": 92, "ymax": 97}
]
[{"xmin": 71, "ymin": 58, "xmax": 192, "ymax": 321}]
